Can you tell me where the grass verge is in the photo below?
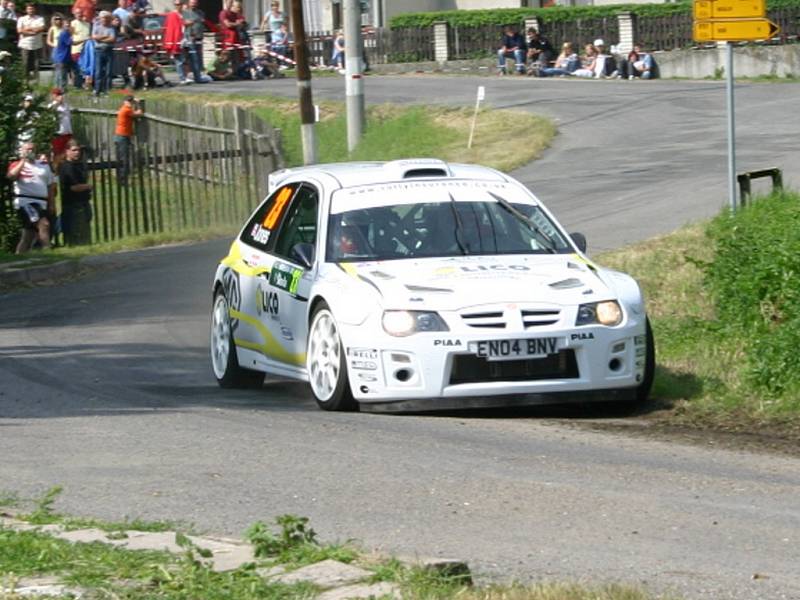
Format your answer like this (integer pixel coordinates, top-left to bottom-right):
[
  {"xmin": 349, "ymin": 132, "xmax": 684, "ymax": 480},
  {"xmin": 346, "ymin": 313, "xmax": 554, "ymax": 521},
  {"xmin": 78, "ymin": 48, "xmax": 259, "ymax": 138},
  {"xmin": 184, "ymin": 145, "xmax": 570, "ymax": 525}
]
[
  {"xmin": 0, "ymin": 490, "xmax": 673, "ymax": 600},
  {"xmin": 146, "ymin": 90, "xmax": 555, "ymax": 172},
  {"xmin": 598, "ymin": 191, "xmax": 800, "ymax": 439},
  {"xmin": 0, "ymin": 226, "xmax": 236, "ymax": 269}
]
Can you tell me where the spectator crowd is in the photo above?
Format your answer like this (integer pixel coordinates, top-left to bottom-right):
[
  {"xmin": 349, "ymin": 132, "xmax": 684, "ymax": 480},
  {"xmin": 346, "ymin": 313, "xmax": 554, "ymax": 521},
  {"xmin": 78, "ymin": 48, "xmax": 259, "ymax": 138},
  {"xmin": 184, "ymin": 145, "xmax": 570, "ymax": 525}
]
[
  {"xmin": 498, "ymin": 25, "xmax": 657, "ymax": 80},
  {"xmin": 0, "ymin": 0, "xmax": 295, "ymax": 93}
]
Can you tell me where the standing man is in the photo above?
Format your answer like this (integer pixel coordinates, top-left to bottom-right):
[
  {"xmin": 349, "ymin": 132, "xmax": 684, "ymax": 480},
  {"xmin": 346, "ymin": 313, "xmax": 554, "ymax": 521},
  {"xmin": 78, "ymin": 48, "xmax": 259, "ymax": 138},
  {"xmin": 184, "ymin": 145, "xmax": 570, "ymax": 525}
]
[
  {"xmin": 6, "ymin": 141, "xmax": 56, "ymax": 254},
  {"xmin": 91, "ymin": 10, "xmax": 115, "ymax": 96},
  {"xmin": 16, "ymin": 3, "xmax": 45, "ymax": 81},
  {"xmin": 112, "ymin": 0, "xmax": 130, "ymax": 29},
  {"xmin": 497, "ymin": 25, "xmax": 526, "ymax": 76},
  {"xmin": 162, "ymin": 0, "xmax": 188, "ymax": 84},
  {"xmin": 182, "ymin": 0, "xmax": 207, "ymax": 80},
  {"xmin": 0, "ymin": 1, "xmax": 18, "ymax": 19},
  {"xmin": 59, "ymin": 140, "xmax": 93, "ymax": 246},
  {"xmin": 114, "ymin": 94, "xmax": 143, "ymax": 185}
]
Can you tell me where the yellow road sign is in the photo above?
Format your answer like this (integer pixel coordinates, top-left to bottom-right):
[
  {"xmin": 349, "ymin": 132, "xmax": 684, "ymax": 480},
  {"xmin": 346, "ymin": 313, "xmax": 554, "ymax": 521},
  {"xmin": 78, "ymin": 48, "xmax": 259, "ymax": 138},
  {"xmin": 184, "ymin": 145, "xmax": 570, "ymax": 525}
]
[
  {"xmin": 693, "ymin": 18, "xmax": 780, "ymax": 41},
  {"xmin": 693, "ymin": 0, "xmax": 765, "ymax": 20}
]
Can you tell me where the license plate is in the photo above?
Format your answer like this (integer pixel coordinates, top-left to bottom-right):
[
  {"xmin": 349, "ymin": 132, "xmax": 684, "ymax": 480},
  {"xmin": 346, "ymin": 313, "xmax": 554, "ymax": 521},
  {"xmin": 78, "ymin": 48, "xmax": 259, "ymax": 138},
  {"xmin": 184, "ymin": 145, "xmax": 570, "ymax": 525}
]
[{"xmin": 469, "ymin": 337, "xmax": 559, "ymax": 361}]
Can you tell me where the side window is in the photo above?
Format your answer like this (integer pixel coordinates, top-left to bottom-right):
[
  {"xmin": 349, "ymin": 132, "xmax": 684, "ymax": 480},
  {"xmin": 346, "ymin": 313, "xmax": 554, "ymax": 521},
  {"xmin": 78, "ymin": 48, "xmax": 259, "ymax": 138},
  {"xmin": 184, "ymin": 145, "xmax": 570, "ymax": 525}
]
[
  {"xmin": 273, "ymin": 186, "xmax": 319, "ymax": 261},
  {"xmin": 239, "ymin": 183, "xmax": 298, "ymax": 252}
]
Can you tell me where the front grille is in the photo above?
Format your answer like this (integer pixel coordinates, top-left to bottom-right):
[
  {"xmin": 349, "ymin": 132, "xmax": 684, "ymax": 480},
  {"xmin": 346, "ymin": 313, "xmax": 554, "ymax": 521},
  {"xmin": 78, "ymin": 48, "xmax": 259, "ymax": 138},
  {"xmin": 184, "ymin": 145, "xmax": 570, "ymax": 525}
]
[
  {"xmin": 461, "ymin": 311, "xmax": 505, "ymax": 329},
  {"xmin": 449, "ymin": 350, "xmax": 579, "ymax": 385},
  {"xmin": 521, "ymin": 309, "xmax": 561, "ymax": 328}
]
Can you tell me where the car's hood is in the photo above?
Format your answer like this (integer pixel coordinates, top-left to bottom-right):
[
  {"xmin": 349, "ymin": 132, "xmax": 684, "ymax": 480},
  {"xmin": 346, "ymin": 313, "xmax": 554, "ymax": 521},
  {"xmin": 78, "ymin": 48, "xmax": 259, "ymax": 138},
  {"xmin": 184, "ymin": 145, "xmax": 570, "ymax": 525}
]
[{"xmin": 342, "ymin": 255, "xmax": 612, "ymax": 311}]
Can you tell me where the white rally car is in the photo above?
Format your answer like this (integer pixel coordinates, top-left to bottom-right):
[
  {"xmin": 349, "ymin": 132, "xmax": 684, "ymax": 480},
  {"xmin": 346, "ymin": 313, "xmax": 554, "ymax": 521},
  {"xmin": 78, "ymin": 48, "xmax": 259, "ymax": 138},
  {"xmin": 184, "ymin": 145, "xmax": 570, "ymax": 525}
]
[{"xmin": 210, "ymin": 159, "xmax": 654, "ymax": 412}]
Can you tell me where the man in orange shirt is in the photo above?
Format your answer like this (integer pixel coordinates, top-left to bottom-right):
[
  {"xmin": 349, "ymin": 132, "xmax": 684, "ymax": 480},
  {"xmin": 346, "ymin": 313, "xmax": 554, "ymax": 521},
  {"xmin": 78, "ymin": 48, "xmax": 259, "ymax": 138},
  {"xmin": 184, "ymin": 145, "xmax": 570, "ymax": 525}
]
[{"xmin": 115, "ymin": 94, "xmax": 143, "ymax": 185}]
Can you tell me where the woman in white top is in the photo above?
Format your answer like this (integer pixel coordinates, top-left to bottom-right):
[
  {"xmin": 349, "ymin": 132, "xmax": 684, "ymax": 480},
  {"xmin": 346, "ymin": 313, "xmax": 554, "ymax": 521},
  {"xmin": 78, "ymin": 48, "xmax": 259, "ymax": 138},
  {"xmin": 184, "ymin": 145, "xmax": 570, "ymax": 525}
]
[{"xmin": 572, "ymin": 43, "xmax": 597, "ymax": 78}]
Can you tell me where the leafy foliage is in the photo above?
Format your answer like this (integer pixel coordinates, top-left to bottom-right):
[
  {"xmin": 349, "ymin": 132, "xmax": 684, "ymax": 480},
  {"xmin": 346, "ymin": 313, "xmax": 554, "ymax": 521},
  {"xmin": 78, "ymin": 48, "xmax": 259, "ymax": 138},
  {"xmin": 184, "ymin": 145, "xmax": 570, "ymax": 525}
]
[
  {"xmin": 703, "ymin": 190, "xmax": 800, "ymax": 397},
  {"xmin": 0, "ymin": 54, "xmax": 58, "ymax": 252},
  {"xmin": 389, "ymin": 3, "xmax": 693, "ymax": 28},
  {"xmin": 389, "ymin": 0, "xmax": 799, "ymax": 28},
  {"xmin": 245, "ymin": 514, "xmax": 317, "ymax": 559}
]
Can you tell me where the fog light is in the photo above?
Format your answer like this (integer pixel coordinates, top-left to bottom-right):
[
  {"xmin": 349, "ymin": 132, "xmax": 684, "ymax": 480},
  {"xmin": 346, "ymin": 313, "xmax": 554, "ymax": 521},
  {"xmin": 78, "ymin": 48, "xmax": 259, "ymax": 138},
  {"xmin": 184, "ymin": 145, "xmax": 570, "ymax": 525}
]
[
  {"xmin": 609, "ymin": 358, "xmax": 622, "ymax": 372},
  {"xmin": 395, "ymin": 369, "xmax": 412, "ymax": 382}
]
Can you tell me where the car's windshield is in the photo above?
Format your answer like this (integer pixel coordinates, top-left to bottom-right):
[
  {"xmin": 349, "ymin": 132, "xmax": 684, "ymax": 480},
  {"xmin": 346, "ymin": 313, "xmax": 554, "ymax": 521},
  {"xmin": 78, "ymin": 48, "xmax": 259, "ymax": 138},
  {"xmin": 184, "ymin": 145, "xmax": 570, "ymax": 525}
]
[{"xmin": 327, "ymin": 200, "xmax": 572, "ymax": 262}]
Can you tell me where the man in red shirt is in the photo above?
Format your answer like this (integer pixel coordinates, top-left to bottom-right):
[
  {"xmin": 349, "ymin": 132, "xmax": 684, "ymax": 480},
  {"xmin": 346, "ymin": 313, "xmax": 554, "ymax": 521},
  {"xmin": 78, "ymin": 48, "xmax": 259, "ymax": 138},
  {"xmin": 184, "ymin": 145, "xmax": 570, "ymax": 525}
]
[{"xmin": 114, "ymin": 94, "xmax": 143, "ymax": 184}]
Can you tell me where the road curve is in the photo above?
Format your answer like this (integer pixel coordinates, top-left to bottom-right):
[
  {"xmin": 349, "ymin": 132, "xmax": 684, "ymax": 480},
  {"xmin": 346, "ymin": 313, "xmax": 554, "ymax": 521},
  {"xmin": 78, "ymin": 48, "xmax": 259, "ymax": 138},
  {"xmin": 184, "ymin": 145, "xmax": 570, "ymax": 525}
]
[{"xmin": 2, "ymin": 78, "xmax": 800, "ymax": 600}]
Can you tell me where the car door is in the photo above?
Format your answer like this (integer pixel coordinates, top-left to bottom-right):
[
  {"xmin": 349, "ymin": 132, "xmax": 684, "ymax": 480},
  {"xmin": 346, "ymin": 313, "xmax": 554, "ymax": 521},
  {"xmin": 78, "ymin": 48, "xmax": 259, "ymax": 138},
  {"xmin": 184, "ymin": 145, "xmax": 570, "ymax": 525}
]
[
  {"xmin": 234, "ymin": 181, "xmax": 305, "ymax": 375},
  {"xmin": 234, "ymin": 181, "xmax": 321, "ymax": 374},
  {"xmin": 265, "ymin": 184, "xmax": 320, "ymax": 366}
]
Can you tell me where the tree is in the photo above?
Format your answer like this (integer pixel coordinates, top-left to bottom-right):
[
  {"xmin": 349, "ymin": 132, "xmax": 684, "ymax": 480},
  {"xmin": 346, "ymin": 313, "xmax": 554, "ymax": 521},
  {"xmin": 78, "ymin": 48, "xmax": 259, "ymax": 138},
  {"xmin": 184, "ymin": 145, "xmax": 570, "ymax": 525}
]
[{"xmin": 0, "ymin": 54, "xmax": 57, "ymax": 253}]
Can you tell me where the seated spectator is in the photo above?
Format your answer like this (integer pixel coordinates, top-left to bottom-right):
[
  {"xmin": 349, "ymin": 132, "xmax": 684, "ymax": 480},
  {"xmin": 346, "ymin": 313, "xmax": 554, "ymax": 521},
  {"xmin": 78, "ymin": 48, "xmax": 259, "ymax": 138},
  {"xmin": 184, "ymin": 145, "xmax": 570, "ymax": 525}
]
[
  {"xmin": 132, "ymin": 51, "xmax": 167, "ymax": 88},
  {"xmin": 539, "ymin": 42, "xmax": 580, "ymax": 77},
  {"xmin": 525, "ymin": 28, "xmax": 554, "ymax": 75},
  {"xmin": 209, "ymin": 48, "xmax": 235, "ymax": 80},
  {"xmin": 497, "ymin": 25, "xmax": 525, "ymax": 75},
  {"xmin": 252, "ymin": 42, "xmax": 282, "ymax": 78},
  {"xmin": 572, "ymin": 42, "xmax": 597, "ymax": 78},
  {"xmin": 592, "ymin": 39, "xmax": 618, "ymax": 78},
  {"xmin": 620, "ymin": 43, "xmax": 657, "ymax": 79}
]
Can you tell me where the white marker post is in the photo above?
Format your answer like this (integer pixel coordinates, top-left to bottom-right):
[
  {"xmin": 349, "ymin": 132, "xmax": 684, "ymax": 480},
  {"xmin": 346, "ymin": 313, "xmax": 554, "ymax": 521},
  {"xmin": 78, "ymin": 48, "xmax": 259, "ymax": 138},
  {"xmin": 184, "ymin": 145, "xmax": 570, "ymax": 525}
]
[{"xmin": 467, "ymin": 85, "xmax": 485, "ymax": 150}]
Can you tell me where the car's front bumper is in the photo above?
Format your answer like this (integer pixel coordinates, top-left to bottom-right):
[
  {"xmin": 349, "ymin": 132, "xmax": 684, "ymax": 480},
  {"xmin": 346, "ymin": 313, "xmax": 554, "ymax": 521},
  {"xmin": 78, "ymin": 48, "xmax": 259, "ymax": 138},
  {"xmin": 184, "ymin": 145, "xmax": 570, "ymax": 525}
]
[{"xmin": 339, "ymin": 316, "xmax": 649, "ymax": 409}]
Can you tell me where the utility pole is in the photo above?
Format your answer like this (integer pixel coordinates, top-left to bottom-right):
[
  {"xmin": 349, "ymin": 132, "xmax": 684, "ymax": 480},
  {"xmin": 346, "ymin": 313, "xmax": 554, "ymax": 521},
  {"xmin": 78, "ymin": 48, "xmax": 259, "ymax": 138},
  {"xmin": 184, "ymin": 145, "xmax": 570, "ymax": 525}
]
[
  {"xmin": 290, "ymin": 0, "xmax": 317, "ymax": 165},
  {"xmin": 343, "ymin": 0, "xmax": 364, "ymax": 152}
]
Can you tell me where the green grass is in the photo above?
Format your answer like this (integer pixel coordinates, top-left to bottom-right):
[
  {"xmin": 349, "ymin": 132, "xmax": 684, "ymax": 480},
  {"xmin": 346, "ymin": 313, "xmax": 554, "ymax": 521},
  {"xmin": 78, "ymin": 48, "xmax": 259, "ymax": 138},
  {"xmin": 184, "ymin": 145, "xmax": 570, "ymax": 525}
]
[
  {"xmin": 0, "ymin": 226, "xmax": 236, "ymax": 270},
  {"xmin": 598, "ymin": 192, "xmax": 800, "ymax": 436},
  {"xmin": 145, "ymin": 90, "xmax": 554, "ymax": 173}
]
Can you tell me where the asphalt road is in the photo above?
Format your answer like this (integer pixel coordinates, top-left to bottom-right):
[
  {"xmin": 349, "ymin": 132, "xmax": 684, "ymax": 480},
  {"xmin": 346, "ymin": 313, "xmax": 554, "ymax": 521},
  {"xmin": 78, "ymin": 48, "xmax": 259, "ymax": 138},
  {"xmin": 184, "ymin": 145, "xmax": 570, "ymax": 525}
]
[
  {"xmin": 204, "ymin": 74, "xmax": 800, "ymax": 251},
  {"xmin": 2, "ymin": 77, "xmax": 800, "ymax": 600}
]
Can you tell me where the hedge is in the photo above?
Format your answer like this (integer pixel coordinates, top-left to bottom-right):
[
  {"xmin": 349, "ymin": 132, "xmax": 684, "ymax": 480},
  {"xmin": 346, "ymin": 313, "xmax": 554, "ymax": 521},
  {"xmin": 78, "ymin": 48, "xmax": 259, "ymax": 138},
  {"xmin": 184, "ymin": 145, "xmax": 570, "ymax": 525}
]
[{"xmin": 389, "ymin": 0, "xmax": 799, "ymax": 28}]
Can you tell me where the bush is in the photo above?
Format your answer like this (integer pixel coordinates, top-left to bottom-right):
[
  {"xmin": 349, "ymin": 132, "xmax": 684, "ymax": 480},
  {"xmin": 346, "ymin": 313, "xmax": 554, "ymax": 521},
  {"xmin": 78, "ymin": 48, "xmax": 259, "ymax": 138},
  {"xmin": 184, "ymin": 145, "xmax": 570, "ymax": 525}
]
[
  {"xmin": 0, "ymin": 55, "xmax": 57, "ymax": 253},
  {"xmin": 703, "ymin": 190, "xmax": 800, "ymax": 396},
  {"xmin": 388, "ymin": 0, "xmax": 799, "ymax": 28},
  {"xmin": 389, "ymin": 3, "xmax": 693, "ymax": 28}
]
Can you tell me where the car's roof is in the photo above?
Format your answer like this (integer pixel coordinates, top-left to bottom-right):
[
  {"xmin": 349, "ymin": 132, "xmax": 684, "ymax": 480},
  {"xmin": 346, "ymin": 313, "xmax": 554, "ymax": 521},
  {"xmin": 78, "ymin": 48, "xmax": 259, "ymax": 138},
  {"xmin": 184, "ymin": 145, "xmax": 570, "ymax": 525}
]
[{"xmin": 267, "ymin": 159, "xmax": 511, "ymax": 193}]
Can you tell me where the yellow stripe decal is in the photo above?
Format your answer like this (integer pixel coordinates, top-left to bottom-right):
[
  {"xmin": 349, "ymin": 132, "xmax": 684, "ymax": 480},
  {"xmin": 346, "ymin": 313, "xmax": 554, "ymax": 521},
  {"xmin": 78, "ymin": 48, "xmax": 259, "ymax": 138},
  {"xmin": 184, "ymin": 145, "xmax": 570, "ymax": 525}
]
[
  {"xmin": 231, "ymin": 308, "xmax": 305, "ymax": 366},
  {"xmin": 338, "ymin": 263, "xmax": 359, "ymax": 278},
  {"xmin": 221, "ymin": 240, "xmax": 270, "ymax": 278},
  {"xmin": 570, "ymin": 253, "xmax": 598, "ymax": 271}
]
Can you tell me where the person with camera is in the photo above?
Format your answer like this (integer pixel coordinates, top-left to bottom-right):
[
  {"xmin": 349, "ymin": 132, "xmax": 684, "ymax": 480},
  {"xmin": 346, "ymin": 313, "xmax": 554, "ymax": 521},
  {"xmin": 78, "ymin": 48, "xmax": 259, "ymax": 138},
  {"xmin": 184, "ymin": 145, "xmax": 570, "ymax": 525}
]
[
  {"xmin": 114, "ymin": 94, "xmax": 143, "ymax": 185},
  {"xmin": 6, "ymin": 141, "xmax": 56, "ymax": 254}
]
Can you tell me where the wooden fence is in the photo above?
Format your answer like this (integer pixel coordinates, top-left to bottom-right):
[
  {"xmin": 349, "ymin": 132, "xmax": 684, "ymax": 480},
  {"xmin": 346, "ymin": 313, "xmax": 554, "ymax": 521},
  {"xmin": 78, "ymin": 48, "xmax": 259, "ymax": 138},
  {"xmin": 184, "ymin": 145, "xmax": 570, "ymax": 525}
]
[{"xmin": 67, "ymin": 96, "xmax": 283, "ymax": 244}]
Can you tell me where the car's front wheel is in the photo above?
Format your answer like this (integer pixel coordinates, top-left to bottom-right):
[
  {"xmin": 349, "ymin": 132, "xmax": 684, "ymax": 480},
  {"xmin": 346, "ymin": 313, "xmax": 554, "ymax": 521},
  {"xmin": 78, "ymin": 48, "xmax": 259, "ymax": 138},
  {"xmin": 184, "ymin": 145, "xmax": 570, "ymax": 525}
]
[
  {"xmin": 307, "ymin": 303, "xmax": 357, "ymax": 411},
  {"xmin": 210, "ymin": 289, "xmax": 265, "ymax": 389},
  {"xmin": 636, "ymin": 317, "xmax": 656, "ymax": 403}
]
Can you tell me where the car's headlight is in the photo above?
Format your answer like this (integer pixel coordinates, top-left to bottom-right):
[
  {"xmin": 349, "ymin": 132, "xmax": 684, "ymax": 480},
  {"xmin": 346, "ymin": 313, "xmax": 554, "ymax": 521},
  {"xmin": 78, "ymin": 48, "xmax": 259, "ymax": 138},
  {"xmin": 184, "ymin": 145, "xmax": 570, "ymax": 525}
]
[
  {"xmin": 575, "ymin": 301, "xmax": 623, "ymax": 326},
  {"xmin": 382, "ymin": 310, "xmax": 449, "ymax": 337}
]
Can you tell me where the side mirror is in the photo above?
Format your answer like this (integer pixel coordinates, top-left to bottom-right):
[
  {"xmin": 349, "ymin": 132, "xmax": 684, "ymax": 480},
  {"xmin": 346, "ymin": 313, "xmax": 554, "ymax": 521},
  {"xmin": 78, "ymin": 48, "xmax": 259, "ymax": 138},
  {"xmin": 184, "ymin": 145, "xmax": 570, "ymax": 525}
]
[
  {"xmin": 570, "ymin": 232, "xmax": 587, "ymax": 253},
  {"xmin": 290, "ymin": 242, "xmax": 315, "ymax": 269}
]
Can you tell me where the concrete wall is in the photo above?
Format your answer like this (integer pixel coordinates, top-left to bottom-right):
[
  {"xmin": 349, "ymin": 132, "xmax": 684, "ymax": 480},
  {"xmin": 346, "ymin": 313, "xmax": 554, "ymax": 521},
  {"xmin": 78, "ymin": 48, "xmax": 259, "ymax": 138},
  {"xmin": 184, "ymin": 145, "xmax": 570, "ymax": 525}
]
[{"xmin": 656, "ymin": 45, "xmax": 800, "ymax": 79}]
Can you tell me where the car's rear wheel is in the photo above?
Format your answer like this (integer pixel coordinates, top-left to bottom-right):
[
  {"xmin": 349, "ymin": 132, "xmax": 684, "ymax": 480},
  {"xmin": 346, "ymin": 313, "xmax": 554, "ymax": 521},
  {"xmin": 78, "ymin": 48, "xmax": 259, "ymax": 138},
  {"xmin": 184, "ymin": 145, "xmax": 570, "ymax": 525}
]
[
  {"xmin": 636, "ymin": 317, "xmax": 656, "ymax": 403},
  {"xmin": 307, "ymin": 303, "xmax": 357, "ymax": 411},
  {"xmin": 210, "ymin": 289, "xmax": 264, "ymax": 389}
]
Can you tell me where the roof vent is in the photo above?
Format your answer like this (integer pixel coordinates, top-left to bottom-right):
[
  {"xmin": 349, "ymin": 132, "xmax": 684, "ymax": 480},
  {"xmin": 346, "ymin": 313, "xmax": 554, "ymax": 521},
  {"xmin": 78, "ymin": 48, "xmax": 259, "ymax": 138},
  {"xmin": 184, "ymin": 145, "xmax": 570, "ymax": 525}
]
[{"xmin": 384, "ymin": 159, "xmax": 451, "ymax": 180}]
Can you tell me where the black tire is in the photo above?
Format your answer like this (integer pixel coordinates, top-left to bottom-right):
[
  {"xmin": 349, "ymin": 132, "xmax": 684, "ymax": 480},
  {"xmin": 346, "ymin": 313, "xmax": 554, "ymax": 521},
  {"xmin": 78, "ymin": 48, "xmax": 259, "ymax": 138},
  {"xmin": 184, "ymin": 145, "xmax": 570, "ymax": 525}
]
[
  {"xmin": 636, "ymin": 317, "xmax": 656, "ymax": 403},
  {"xmin": 210, "ymin": 289, "xmax": 265, "ymax": 389},
  {"xmin": 306, "ymin": 303, "xmax": 357, "ymax": 411}
]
